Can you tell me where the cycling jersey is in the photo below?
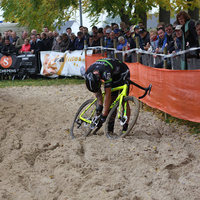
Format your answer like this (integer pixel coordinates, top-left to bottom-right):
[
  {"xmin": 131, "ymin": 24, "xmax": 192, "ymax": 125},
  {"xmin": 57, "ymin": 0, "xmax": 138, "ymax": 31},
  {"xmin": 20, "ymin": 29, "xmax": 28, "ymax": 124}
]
[{"xmin": 85, "ymin": 58, "xmax": 130, "ymax": 88}]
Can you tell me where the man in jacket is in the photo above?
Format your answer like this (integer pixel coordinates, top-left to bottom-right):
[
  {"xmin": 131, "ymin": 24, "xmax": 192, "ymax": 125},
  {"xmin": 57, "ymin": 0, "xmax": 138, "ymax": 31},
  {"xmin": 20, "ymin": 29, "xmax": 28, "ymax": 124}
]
[{"xmin": 60, "ymin": 33, "xmax": 70, "ymax": 52}]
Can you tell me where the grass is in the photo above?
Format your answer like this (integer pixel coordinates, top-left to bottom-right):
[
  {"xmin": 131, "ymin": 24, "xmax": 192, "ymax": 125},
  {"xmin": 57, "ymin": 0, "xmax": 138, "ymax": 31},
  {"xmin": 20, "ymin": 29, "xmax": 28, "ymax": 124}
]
[
  {"xmin": 0, "ymin": 76, "xmax": 85, "ymax": 88},
  {"xmin": 143, "ymin": 104, "xmax": 200, "ymax": 135}
]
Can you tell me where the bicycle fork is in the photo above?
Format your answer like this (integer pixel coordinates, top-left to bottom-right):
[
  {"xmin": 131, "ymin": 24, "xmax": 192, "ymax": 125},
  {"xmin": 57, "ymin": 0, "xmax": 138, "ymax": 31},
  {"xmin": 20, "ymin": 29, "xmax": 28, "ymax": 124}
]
[{"xmin": 118, "ymin": 97, "xmax": 128, "ymax": 125}]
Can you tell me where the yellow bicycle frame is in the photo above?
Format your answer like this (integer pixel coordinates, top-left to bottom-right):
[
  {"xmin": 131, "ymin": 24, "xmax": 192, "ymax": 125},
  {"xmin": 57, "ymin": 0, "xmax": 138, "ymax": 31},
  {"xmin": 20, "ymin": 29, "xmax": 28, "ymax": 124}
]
[{"xmin": 80, "ymin": 84, "xmax": 129, "ymax": 124}]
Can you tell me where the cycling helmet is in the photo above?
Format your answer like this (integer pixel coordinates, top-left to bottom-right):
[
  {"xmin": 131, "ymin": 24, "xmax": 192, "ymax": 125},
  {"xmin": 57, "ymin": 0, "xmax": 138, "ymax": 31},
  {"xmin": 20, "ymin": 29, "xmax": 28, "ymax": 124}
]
[{"xmin": 85, "ymin": 72, "xmax": 101, "ymax": 93}]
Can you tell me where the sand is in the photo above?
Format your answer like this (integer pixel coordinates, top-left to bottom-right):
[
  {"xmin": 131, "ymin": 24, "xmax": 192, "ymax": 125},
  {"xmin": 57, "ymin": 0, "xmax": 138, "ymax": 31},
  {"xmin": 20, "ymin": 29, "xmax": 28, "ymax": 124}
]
[{"xmin": 0, "ymin": 84, "xmax": 200, "ymax": 200}]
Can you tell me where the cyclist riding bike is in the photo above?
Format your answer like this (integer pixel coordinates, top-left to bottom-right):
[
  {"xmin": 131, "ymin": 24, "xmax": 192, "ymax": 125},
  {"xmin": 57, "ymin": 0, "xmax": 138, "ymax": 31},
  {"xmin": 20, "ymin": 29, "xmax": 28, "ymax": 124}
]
[{"xmin": 85, "ymin": 58, "xmax": 130, "ymax": 133}]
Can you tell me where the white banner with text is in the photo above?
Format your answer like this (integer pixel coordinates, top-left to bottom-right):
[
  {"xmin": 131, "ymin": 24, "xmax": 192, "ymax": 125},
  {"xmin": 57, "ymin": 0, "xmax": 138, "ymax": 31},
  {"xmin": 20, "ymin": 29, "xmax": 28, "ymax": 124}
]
[{"xmin": 40, "ymin": 50, "xmax": 85, "ymax": 77}]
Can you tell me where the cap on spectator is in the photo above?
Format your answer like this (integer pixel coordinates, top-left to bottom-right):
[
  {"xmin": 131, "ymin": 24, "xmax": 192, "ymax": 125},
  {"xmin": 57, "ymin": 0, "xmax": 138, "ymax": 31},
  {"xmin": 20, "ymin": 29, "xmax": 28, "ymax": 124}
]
[
  {"xmin": 114, "ymin": 29, "xmax": 120, "ymax": 34},
  {"xmin": 175, "ymin": 25, "xmax": 182, "ymax": 31},
  {"xmin": 139, "ymin": 28, "xmax": 146, "ymax": 33},
  {"xmin": 106, "ymin": 28, "xmax": 112, "ymax": 34}
]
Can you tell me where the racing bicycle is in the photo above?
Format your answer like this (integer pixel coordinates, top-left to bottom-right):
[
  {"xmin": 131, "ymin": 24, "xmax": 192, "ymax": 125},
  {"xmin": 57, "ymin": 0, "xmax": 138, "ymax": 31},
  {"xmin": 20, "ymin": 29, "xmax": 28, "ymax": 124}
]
[{"xmin": 70, "ymin": 76, "xmax": 152, "ymax": 140}]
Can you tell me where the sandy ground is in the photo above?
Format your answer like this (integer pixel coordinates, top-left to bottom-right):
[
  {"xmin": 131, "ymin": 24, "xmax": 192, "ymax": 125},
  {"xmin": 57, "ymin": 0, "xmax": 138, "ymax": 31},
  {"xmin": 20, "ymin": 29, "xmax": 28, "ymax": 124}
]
[{"xmin": 0, "ymin": 84, "xmax": 200, "ymax": 200}]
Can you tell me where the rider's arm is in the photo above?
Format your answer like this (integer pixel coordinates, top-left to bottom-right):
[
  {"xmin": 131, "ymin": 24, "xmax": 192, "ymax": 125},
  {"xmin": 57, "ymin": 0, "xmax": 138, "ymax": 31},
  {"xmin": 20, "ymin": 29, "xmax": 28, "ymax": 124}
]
[
  {"xmin": 103, "ymin": 87, "xmax": 111, "ymax": 116},
  {"xmin": 95, "ymin": 89, "xmax": 103, "ymax": 106}
]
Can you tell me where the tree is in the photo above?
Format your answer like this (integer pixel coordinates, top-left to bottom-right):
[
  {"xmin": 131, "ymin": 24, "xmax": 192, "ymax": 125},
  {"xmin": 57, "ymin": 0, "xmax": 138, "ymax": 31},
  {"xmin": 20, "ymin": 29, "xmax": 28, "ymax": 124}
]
[
  {"xmin": 83, "ymin": 0, "xmax": 155, "ymax": 27},
  {"xmin": 0, "ymin": 0, "xmax": 78, "ymax": 32},
  {"xmin": 187, "ymin": 0, "xmax": 199, "ymax": 20}
]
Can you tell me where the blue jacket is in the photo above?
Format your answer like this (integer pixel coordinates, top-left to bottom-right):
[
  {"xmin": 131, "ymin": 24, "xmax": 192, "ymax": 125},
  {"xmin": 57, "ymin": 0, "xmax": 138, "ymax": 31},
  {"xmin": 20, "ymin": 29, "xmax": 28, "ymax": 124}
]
[
  {"xmin": 117, "ymin": 39, "xmax": 127, "ymax": 50},
  {"xmin": 75, "ymin": 37, "xmax": 84, "ymax": 50}
]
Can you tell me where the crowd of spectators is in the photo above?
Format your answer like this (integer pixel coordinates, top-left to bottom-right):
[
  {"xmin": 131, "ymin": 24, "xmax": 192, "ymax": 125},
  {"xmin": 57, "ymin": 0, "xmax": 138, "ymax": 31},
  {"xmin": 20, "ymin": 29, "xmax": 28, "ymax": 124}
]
[{"xmin": 0, "ymin": 11, "xmax": 199, "ymax": 64}]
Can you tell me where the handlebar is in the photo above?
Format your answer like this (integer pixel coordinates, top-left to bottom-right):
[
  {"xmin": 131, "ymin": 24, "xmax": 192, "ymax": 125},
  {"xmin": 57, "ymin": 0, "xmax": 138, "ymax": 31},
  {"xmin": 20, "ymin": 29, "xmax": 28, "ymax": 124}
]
[{"xmin": 126, "ymin": 78, "xmax": 152, "ymax": 99}]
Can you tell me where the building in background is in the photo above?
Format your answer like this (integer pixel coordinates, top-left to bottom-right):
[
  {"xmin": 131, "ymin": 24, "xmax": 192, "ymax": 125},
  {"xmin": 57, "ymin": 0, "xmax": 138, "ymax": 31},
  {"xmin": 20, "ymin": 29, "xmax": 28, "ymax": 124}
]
[{"xmin": 0, "ymin": 23, "xmax": 28, "ymax": 36}]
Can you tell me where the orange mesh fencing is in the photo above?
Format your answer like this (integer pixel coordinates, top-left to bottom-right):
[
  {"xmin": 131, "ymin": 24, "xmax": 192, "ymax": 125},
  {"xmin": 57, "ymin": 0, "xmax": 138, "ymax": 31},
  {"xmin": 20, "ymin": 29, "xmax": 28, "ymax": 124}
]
[
  {"xmin": 128, "ymin": 62, "xmax": 200, "ymax": 123},
  {"xmin": 85, "ymin": 55, "xmax": 200, "ymax": 123},
  {"xmin": 85, "ymin": 54, "xmax": 103, "ymax": 70}
]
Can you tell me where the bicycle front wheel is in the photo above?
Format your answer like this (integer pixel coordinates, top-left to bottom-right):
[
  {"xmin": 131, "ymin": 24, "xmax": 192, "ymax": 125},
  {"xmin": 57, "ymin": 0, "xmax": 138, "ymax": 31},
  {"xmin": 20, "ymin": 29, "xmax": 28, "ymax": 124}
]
[
  {"xmin": 70, "ymin": 99, "xmax": 97, "ymax": 139},
  {"xmin": 105, "ymin": 96, "xmax": 140, "ymax": 139}
]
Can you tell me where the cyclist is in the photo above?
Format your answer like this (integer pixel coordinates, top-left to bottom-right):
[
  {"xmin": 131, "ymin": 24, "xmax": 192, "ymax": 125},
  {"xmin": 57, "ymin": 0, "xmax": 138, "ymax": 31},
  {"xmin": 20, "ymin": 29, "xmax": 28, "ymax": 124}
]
[{"xmin": 85, "ymin": 58, "xmax": 130, "ymax": 132}]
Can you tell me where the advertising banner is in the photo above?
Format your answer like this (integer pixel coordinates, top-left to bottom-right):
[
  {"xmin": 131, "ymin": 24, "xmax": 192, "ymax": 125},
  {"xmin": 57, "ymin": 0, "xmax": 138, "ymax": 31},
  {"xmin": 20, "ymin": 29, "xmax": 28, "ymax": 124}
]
[
  {"xmin": 17, "ymin": 53, "xmax": 37, "ymax": 75},
  {"xmin": 0, "ymin": 53, "xmax": 19, "ymax": 74},
  {"xmin": 40, "ymin": 50, "xmax": 85, "ymax": 77}
]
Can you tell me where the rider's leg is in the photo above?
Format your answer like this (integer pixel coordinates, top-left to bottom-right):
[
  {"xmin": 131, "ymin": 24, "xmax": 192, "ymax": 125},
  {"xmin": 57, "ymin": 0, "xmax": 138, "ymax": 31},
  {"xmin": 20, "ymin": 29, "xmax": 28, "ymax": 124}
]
[{"xmin": 108, "ymin": 95, "xmax": 117, "ymax": 132}]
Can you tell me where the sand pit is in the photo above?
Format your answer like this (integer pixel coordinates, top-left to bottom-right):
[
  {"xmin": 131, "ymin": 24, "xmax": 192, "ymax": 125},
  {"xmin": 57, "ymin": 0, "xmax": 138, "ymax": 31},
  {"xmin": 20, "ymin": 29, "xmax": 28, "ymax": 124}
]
[{"xmin": 0, "ymin": 84, "xmax": 200, "ymax": 200}]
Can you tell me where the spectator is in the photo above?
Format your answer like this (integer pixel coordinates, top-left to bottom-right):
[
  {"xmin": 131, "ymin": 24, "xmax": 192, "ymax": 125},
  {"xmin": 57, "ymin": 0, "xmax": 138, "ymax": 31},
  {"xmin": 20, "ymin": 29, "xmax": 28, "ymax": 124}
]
[
  {"xmin": 48, "ymin": 31, "xmax": 54, "ymax": 49},
  {"xmin": 41, "ymin": 32, "xmax": 51, "ymax": 50},
  {"xmin": 106, "ymin": 31, "xmax": 115, "ymax": 48},
  {"xmin": 3, "ymin": 31, "xmax": 9, "ymax": 43},
  {"xmin": 88, "ymin": 36, "xmax": 93, "ymax": 47},
  {"xmin": 105, "ymin": 28, "xmax": 112, "ymax": 37},
  {"xmin": 91, "ymin": 26, "xmax": 98, "ymax": 36},
  {"xmin": 60, "ymin": 33, "xmax": 70, "ymax": 52},
  {"xmin": 51, "ymin": 36, "xmax": 62, "ymax": 51},
  {"xmin": 10, "ymin": 32, "xmax": 19, "ymax": 53},
  {"xmin": 30, "ymin": 34, "xmax": 45, "ymax": 54},
  {"xmin": 166, "ymin": 25, "xmax": 182, "ymax": 54},
  {"xmin": 79, "ymin": 26, "xmax": 83, "ymax": 32},
  {"xmin": 138, "ymin": 22, "xmax": 145, "ymax": 29},
  {"xmin": 165, "ymin": 24, "xmax": 174, "ymax": 51},
  {"xmin": 132, "ymin": 25, "xmax": 143, "ymax": 49},
  {"xmin": 83, "ymin": 27, "xmax": 90, "ymax": 43},
  {"xmin": 90, "ymin": 33, "xmax": 100, "ymax": 54},
  {"xmin": 117, "ymin": 36, "xmax": 127, "ymax": 50},
  {"xmin": 111, "ymin": 23, "xmax": 118, "ymax": 30},
  {"xmin": 129, "ymin": 31, "xmax": 136, "ymax": 49},
  {"xmin": 139, "ymin": 28, "xmax": 150, "ymax": 50},
  {"xmin": 1, "ymin": 38, "xmax": 15, "ymax": 56},
  {"xmin": 52, "ymin": 30, "xmax": 59, "ymax": 45},
  {"xmin": 8, "ymin": 30, "xmax": 13, "ymax": 41},
  {"xmin": 75, "ymin": 31, "xmax": 85, "ymax": 50},
  {"xmin": 157, "ymin": 22, "xmax": 165, "ymax": 29},
  {"xmin": 34, "ymin": 33, "xmax": 41, "ymax": 40},
  {"xmin": 20, "ymin": 38, "xmax": 31, "ymax": 53},
  {"xmin": 146, "ymin": 29, "xmax": 158, "ymax": 52},
  {"xmin": 114, "ymin": 29, "xmax": 121, "ymax": 42},
  {"xmin": 176, "ymin": 11, "xmax": 198, "ymax": 49},
  {"xmin": 91, "ymin": 33, "xmax": 100, "ymax": 47},
  {"xmin": 97, "ymin": 28, "xmax": 104, "ymax": 45},
  {"xmin": 31, "ymin": 29, "xmax": 37, "ymax": 35},
  {"xmin": 113, "ymin": 24, "xmax": 119, "ymax": 30},
  {"xmin": 103, "ymin": 27, "xmax": 107, "ymax": 35},
  {"xmin": 155, "ymin": 27, "xmax": 167, "ymax": 53},
  {"xmin": 172, "ymin": 25, "xmax": 182, "ymax": 52},
  {"xmin": 120, "ymin": 22, "xmax": 126, "ymax": 34},
  {"xmin": 66, "ymin": 27, "xmax": 72, "ymax": 38},
  {"xmin": 43, "ymin": 26, "xmax": 49, "ymax": 35},
  {"xmin": 68, "ymin": 33, "xmax": 77, "ymax": 51},
  {"xmin": 124, "ymin": 28, "xmax": 132, "ymax": 44},
  {"xmin": 15, "ymin": 31, "xmax": 28, "ymax": 53}
]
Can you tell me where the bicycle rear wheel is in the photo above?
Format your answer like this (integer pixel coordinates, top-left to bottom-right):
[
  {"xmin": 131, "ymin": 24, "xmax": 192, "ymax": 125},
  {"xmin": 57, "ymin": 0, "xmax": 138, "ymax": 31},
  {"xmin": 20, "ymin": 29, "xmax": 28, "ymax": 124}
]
[
  {"xmin": 105, "ymin": 96, "xmax": 140, "ymax": 139},
  {"xmin": 70, "ymin": 99, "xmax": 97, "ymax": 139}
]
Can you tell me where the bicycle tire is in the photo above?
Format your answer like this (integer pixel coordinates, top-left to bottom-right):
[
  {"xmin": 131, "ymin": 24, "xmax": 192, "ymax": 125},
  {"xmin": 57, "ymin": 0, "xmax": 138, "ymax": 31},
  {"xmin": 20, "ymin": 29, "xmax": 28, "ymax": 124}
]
[
  {"xmin": 105, "ymin": 96, "xmax": 140, "ymax": 139},
  {"xmin": 70, "ymin": 99, "xmax": 97, "ymax": 139}
]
